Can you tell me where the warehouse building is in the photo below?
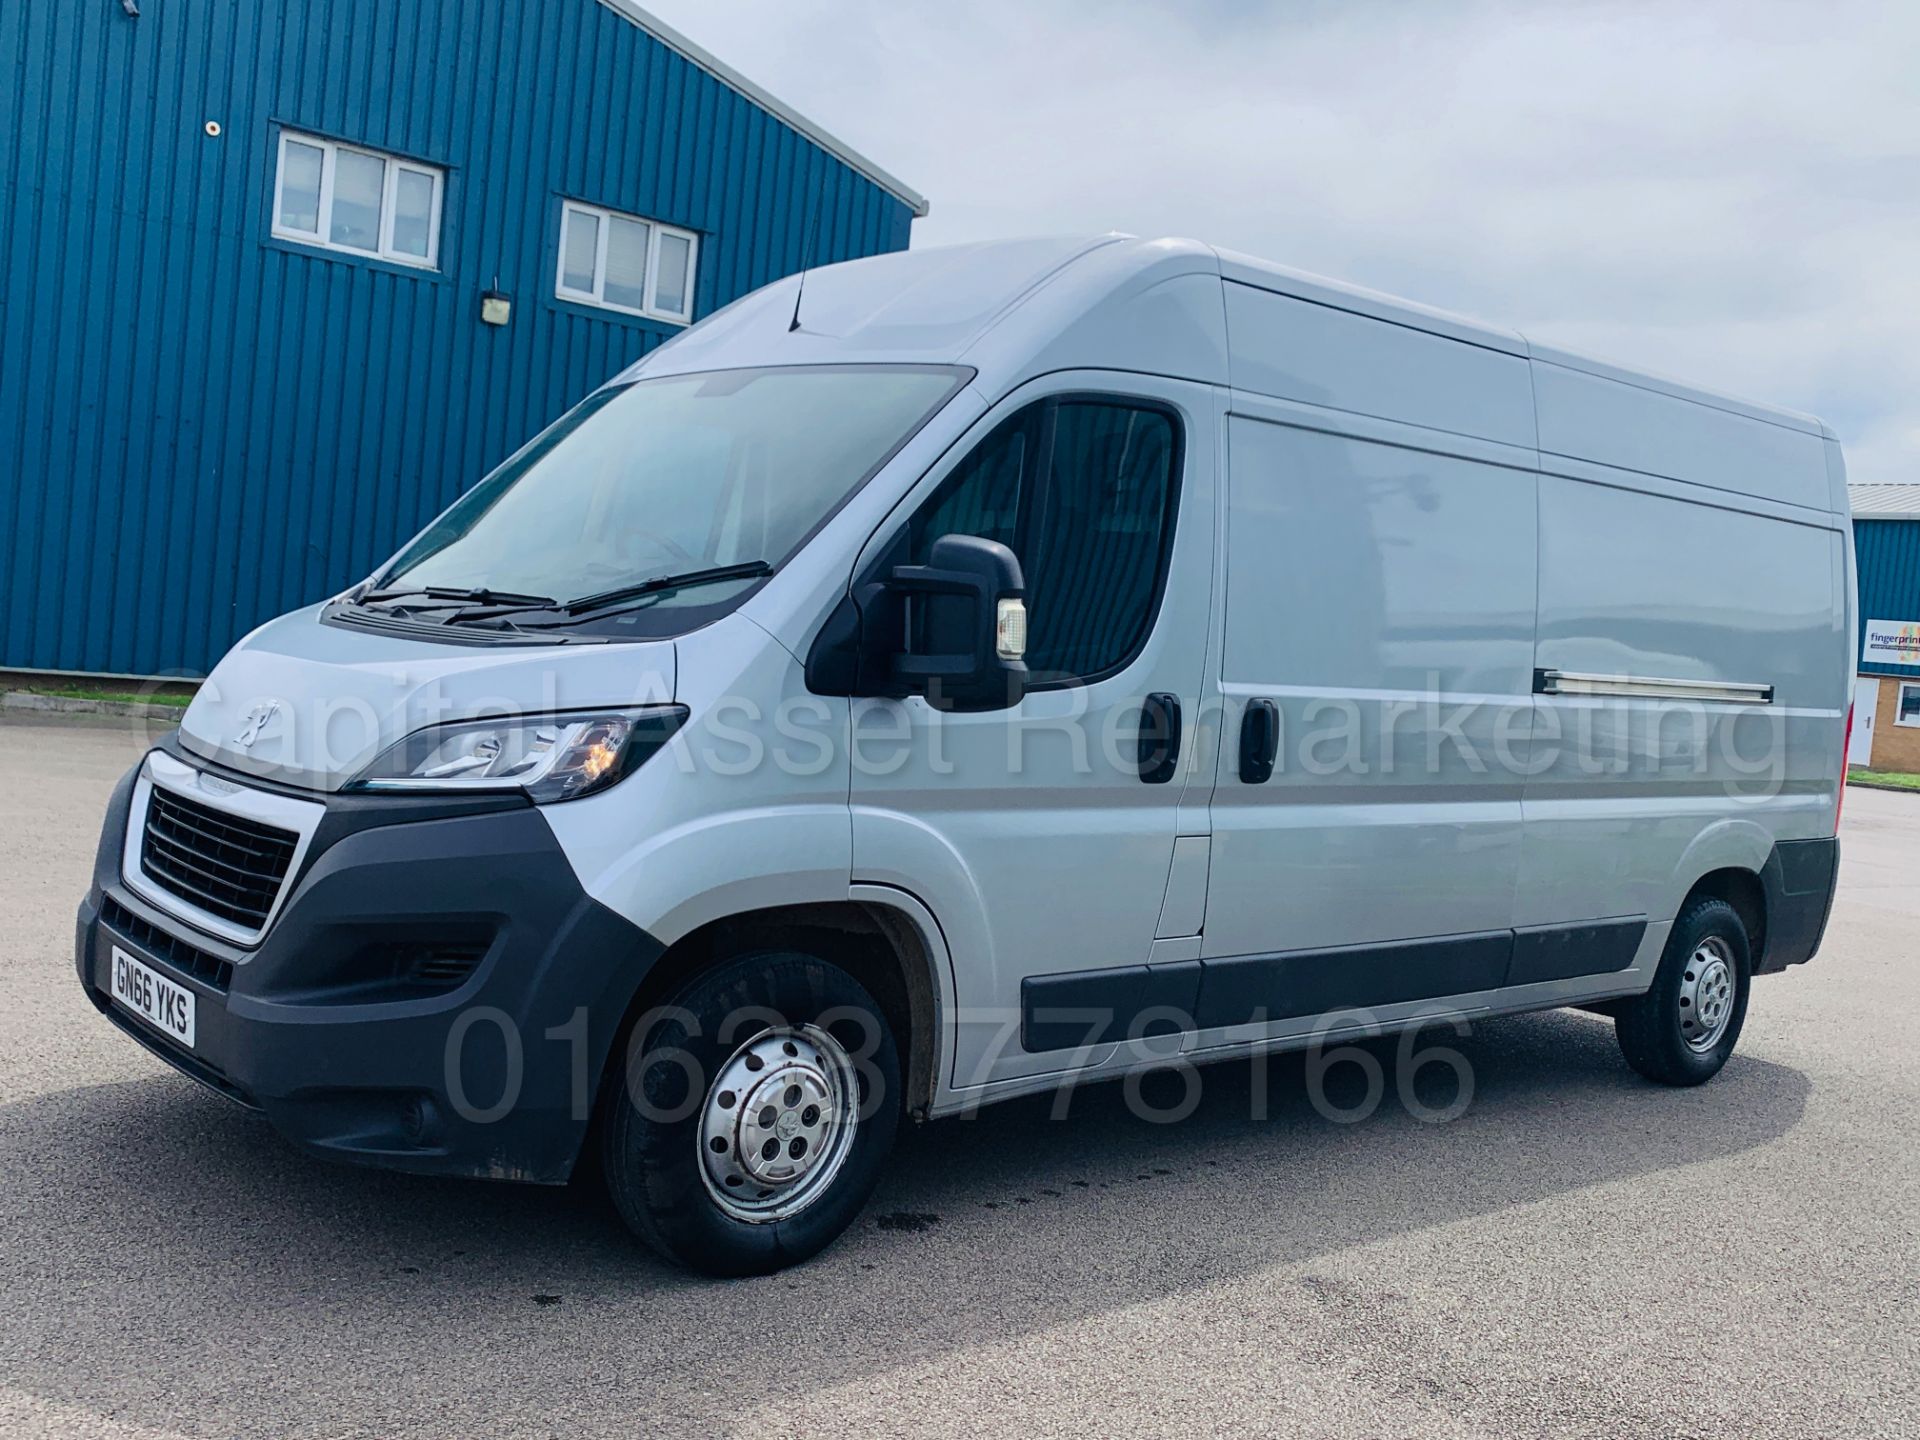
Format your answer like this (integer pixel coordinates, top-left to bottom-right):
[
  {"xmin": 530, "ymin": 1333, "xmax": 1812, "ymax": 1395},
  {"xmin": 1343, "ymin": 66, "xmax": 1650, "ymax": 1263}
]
[
  {"xmin": 0, "ymin": 0, "xmax": 925, "ymax": 677},
  {"xmin": 1848, "ymin": 484, "xmax": 1920, "ymax": 774}
]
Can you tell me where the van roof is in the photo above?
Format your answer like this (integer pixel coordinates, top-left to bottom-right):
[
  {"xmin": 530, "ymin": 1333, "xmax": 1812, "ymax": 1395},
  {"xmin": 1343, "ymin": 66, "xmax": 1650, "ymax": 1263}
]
[
  {"xmin": 627, "ymin": 235, "xmax": 1157, "ymax": 377},
  {"xmin": 624, "ymin": 235, "xmax": 1831, "ymax": 440}
]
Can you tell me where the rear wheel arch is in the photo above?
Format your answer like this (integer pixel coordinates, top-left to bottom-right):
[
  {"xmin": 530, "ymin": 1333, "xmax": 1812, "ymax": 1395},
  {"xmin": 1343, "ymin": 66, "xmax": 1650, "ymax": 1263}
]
[
  {"xmin": 1682, "ymin": 866, "xmax": 1768, "ymax": 968},
  {"xmin": 1615, "ymin": 892, "xmax": 1752, "ymax": 1085}
]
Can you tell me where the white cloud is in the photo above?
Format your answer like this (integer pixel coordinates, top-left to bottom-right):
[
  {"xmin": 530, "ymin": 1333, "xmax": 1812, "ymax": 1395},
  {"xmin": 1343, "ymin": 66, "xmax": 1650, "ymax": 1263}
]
[{"xmin": 643, "ymin": 0, "xmax": 1920, "ymax": 481}]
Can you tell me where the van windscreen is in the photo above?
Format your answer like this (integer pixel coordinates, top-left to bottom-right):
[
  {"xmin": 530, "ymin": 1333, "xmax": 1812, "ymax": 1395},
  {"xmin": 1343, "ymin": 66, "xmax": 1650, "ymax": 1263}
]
[{"xmin": 367, "ymin": 364, "xmax": 966, "ymax": 637}]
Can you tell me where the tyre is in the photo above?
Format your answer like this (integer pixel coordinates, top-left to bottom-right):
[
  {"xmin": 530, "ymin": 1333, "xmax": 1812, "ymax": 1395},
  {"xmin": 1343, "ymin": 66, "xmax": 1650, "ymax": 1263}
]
[
  {"xmin": 600, "ymin": 950, "xmax": 901, "ymax": 1276},
  {"xmin": 1614, "ymin": 896, "xmax": 1751, "ymax": 1086}
]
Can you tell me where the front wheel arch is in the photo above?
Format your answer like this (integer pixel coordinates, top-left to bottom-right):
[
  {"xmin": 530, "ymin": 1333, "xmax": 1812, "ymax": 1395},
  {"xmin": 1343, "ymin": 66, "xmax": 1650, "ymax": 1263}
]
[
  {"xmin": 598, "ymin": 948, "xmax": 905, "ymax": 1274},
  {"xmin": 578, "ymin": 899, "xmax": 942, "ymax": 1173}
]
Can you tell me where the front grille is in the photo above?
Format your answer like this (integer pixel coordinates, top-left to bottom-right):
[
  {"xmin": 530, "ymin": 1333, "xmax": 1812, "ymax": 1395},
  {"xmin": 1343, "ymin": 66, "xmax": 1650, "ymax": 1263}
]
[
  {"xmin": 101, "ymin": 896, "xmax": 234, "ymax": 992},
  {"xmin": 141, "ymin": 785, "xmax": 298, "ymax": 932}
]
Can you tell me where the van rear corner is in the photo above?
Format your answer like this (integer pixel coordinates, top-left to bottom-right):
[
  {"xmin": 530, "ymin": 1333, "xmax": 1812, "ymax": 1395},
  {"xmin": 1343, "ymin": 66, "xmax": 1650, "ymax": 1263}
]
[{"xmin": 1750, "ymin": 836, "xmax": 1842, "ymax": 975}]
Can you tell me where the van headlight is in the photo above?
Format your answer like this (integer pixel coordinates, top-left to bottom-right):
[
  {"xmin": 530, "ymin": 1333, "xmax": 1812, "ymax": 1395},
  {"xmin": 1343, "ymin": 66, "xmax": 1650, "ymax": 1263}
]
[{"xmin": 349, "ymin": 706, "xmax": 687, "ymax": 803}]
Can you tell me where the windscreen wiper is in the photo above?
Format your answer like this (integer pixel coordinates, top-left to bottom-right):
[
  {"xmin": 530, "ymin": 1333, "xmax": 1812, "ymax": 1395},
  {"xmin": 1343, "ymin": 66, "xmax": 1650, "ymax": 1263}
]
[
  {"xmin": 356, "ymin": 584, "xmax": 559, "ymax": 609},
  {"xmin": 560, "ymin": 561, "xmax": 773, "ymax": 616},
  {"xmin": 436, "ymin": 562, "xmax": 773, "ymax": 628}
]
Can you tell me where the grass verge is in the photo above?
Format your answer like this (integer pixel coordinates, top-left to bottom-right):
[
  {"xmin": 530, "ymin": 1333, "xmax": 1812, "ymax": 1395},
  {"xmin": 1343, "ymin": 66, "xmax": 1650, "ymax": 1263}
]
[
  {"xmin": 1849, "ymin": 767, "xmax": 1920, "ymax": 792},
  {"xmin": 12, "ymin": 686, "xmax": 194, "ymax": 709}
]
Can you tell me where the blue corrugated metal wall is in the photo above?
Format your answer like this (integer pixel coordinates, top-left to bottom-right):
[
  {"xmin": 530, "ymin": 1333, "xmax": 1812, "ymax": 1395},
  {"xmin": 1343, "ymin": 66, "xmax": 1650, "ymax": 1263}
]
[
  {"xmin": 0, "ymin": 0, "xmax": 915, "ymax": 676},
  {"xmin": 1856, "ymin": 519, "xmax": 1920, "ymax": 679}
]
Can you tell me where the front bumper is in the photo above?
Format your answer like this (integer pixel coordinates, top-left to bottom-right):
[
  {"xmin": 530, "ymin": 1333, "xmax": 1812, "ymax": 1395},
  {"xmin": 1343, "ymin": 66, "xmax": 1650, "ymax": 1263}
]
[{"xmin": 76, "ymin": 742, "xmax": 663, "ymax": 1183}]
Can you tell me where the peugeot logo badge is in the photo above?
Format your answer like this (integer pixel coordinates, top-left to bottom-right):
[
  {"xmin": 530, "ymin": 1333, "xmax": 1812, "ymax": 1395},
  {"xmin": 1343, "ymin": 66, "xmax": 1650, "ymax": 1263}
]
[{"xmin": 233, "ymin": 700, "xmax": 281, "ymax": 750}]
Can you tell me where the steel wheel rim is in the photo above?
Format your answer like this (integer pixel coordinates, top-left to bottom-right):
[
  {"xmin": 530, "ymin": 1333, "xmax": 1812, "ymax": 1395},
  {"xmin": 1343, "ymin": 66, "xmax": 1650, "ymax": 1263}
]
[
  {"xmin": 1678, "ymin": 935, "xmax": 1737, "ymax": 1052},
  {"xmin": 697, "ymin": 1023, "xmax": 859, "ymax": 1224}
]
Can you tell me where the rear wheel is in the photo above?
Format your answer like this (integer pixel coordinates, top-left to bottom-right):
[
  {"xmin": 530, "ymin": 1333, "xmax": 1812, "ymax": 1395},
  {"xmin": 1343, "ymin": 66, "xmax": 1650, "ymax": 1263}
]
[
  {"xmin": 600, "ymin": 951, "xmax": 900, "ymax": 1276},
  {"xmin": 1615, "ymin": 896, "xmax": 1751, "ymax": 1086}
]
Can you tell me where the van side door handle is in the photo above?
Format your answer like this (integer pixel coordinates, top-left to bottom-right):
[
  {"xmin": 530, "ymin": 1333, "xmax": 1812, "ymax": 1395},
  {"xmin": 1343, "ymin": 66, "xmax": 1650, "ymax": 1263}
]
[
  {"xmin": 1137, "ymin": 693, "xmax": 1181, "ymax": 785},
  {"xmin": 1239, "ymin": 698, "xmax": 1278, "ymax": 783}
]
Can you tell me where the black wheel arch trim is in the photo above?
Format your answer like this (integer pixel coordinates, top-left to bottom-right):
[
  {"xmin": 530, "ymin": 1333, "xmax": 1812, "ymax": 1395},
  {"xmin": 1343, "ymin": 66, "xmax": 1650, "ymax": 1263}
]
[{"xmin": 1752, "ymin": 836, "xmax": 1839, "ymax": 975}]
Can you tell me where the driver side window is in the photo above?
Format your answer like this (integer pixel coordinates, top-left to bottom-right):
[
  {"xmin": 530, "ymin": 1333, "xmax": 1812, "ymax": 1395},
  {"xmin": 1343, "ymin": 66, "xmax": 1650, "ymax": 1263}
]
[{"xmin": 907, "ymin": 396, "xmax": 1179, "ymax": 685}]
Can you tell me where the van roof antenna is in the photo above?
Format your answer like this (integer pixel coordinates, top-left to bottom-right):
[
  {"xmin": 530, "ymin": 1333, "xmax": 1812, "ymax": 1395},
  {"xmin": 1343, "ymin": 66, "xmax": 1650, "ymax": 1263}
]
[
  {"xmin": 788, "ymin": 175, "xmax": 825, "ymax": 333},
  {"xmin": 787, "ymin": 270, "xmax": 808, "ymax": 333}
]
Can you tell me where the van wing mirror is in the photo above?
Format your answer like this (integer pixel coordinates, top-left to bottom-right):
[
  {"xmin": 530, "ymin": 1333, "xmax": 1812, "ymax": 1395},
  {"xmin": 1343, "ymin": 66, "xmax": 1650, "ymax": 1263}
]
[
  {"xmin": 886, "ymin": 534, "xmax": 1028, "ymax": 711},
  {"xmin": 802, "ymin": 533, "xmax": 1029, "ymax": 710}
]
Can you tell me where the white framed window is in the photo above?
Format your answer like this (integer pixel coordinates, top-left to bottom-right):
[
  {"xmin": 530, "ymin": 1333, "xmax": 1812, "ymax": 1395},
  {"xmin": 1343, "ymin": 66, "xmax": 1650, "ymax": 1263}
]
[
  {"xmin": 1898, "ymin": 681, "xmax": 1920, "ymax": 728},
  {"xmin": 555, "ymin": 200, "xmax": 698, "ymax": 324},
  {"xmin": 272, "ymin": 130, "xmax": 444, "ymax": 269}
]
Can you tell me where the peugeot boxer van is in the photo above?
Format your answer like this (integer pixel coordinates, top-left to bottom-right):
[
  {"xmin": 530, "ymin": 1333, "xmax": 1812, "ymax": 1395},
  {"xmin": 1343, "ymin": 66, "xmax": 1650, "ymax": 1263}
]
[{"xmin": 77, "ymin": 237, "xmax": 1853, "ymax": 1275}]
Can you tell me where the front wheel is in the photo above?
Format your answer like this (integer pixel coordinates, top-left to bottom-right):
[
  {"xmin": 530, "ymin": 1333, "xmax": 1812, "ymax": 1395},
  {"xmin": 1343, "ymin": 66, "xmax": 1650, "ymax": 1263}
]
[
  {"xmin": 1614, "ymin": 896, "xmax": 1752, "ymax": 1086},
  {"xmin": 600, "ymin": 951, "xmax": 901, "ymax": 1276}
]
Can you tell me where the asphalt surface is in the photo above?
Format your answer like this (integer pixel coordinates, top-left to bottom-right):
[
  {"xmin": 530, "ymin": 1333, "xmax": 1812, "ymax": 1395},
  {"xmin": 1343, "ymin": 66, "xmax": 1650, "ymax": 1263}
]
[{"xmin": 1, "ymin": 713, "xmax": 1914, "ymax": 1438}]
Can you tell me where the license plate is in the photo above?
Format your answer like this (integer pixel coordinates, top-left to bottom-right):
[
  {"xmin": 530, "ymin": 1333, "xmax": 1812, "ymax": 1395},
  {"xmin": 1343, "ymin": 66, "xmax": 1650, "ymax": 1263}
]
[{"xmin": 110, "ymin": 946, "xmax": 196, "ymax": 1049}]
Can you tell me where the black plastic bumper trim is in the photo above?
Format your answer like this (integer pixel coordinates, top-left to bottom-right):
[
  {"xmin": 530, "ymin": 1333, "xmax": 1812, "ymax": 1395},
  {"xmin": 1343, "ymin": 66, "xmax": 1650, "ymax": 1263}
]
[
  {"xmin": 1021, "ymin": 960, "xmax": 1201, "ymax": 1053},
  {"xmin": 1508, "ymin": 917, "xmax": 1645, "ymax": 986},
  {"xmin": 1195, "ymin": 929, "xmax": 1516, "ymax": 1033},
  {"xmin": 1021, "ymin": 917, "xmax": 1653, "ymax": 1052},
  {"xmin": 1756, "ymin": 836, "xmax": 1839, "ymax": 974},
  {"xmin": 78, "ymin": 753, "xmax": 664, "ymax": 1184}
]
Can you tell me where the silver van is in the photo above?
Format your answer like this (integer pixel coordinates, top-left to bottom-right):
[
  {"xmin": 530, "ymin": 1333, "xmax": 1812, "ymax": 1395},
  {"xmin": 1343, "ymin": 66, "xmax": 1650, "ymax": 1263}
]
[{"xmin": 77, "ymin": 236, "xmax": 1853, "ymax": 1274}]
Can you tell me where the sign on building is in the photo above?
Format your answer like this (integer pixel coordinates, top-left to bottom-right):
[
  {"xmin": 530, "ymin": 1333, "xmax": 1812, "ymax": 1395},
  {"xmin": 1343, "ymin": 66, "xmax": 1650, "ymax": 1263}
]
[{"xmin": 1864, "ymin": 619, "xmax": 1920, "ymax": 667}]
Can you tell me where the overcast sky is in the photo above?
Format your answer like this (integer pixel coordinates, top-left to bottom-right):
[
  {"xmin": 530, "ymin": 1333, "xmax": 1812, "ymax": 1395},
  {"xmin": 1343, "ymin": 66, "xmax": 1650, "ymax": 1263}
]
[{"xmin": 642, "ymin": 0, "xmax": 1918, "ymax": 486}]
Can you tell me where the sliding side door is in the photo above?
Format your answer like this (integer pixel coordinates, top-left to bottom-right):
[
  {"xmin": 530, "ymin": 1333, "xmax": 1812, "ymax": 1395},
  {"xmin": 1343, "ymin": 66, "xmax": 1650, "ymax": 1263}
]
[{"xmin": 1193, "ymin": 406, "xmax": 1539, "ymax": 1049}]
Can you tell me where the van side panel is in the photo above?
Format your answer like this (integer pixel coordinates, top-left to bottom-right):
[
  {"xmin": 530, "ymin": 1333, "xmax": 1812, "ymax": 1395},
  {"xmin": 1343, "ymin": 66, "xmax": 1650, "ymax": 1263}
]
[
  {"xmin": 1201, "ymin": 414, "xmax": 1537, "ymax": 963},
  {"xmin": 1535, "ymin": 477, "xmax": 1843, "ymax": 699},
  {"xmin": 1531, "ymin": 359, "xmax": 1831, "ymax": 512},
  {"xmin": 1222, "ymin": 283, "xmax": 1537, "ymax": 449},
  {"xmin": 1516, "ymin": 474, "xmax": 1847, "ymax": 930}
]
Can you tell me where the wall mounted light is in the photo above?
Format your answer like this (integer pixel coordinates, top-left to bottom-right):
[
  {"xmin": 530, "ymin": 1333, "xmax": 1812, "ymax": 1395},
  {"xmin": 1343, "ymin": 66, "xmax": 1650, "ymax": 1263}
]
[{"xmin": 480, "ymin": 290, "xmax": 512, "ymax": 327}]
